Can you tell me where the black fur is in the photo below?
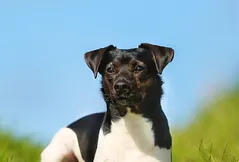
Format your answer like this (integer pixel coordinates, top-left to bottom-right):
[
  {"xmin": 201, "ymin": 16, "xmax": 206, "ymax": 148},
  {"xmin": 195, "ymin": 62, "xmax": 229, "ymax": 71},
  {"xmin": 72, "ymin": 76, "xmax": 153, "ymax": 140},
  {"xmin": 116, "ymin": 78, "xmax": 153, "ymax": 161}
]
[{"xmin": 67, "ymin": 113, "xmax": 104, "ymax": 162}]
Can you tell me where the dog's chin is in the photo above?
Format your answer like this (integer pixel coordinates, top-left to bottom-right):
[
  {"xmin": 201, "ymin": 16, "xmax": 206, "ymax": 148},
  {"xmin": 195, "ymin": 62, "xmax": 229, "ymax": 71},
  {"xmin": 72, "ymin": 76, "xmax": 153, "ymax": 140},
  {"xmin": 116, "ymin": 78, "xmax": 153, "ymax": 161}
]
[
  {"xmin": 115, "ymin": 99, "xmax": 128, "ymax": 106},
  {"xmin": 113, "ymin": 93, "xmax": 142, "ymax": 106}
]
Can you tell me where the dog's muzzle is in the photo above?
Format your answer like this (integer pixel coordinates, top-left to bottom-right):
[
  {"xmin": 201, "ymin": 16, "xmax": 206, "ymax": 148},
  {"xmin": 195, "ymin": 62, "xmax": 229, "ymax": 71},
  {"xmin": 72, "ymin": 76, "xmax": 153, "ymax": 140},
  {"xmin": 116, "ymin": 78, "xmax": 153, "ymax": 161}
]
[
  {"xmin": 113, "ymin": 79, "xmax": 130, "ymax": 98},
  {"xmin": 112, "ymin": 79, "xmax": 142, "ymax": 106}
]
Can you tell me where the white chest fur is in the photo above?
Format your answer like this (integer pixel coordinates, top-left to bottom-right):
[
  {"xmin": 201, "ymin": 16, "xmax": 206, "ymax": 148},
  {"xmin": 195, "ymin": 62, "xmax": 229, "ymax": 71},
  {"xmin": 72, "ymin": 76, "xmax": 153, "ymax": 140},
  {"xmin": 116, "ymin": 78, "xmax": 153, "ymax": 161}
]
[{"xmin": 93, "ymin": 111, "xmax": 171, "ymax": 162}]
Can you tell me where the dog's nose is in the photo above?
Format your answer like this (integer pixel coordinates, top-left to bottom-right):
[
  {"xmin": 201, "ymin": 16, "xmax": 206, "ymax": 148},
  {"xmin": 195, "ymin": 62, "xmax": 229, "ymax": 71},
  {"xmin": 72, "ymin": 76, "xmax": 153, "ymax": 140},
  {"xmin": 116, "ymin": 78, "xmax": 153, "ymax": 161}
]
[{"xmin": 114, "ymin": 81, "xmax": 130, "ymax": 94}]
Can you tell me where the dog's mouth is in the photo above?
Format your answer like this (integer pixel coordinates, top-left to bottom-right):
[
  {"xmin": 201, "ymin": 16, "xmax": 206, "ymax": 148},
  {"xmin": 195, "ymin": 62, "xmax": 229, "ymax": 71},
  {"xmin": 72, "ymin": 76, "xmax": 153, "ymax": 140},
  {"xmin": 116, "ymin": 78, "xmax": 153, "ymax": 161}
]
[
  {"xmin": 115, "ymin": 96, "xmax": 130, "ymax": 106},
  {"xmin": 113, "ymin": 92, "xmax": 142, "ymax": 106},
  {"xmin": 116, "ymin": 93, "xmax": 131, "ymax": 100}
]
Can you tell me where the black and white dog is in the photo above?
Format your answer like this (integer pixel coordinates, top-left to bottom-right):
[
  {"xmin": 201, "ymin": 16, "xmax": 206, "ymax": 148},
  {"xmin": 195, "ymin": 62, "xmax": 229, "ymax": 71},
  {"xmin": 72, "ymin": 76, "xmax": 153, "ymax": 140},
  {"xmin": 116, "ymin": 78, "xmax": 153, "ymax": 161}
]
[{"xmin": 41, "ymin": 43, "xmax": 174, "ymax": 162}]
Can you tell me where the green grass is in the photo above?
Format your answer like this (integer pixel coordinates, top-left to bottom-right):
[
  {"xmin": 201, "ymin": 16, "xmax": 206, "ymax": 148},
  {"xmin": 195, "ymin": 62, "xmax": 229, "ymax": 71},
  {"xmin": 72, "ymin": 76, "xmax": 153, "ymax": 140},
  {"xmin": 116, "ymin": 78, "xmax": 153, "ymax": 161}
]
[
  {"xmin": 172, "ymin": 86, "xmax": 239, "ymax": 161},
  {"xmin": 0, "ymin": 84, "xmax": 238, "ymax": 162},
  {"xmin": 0, "ymin": 130, "xmax": 42, "ymax": 162}
]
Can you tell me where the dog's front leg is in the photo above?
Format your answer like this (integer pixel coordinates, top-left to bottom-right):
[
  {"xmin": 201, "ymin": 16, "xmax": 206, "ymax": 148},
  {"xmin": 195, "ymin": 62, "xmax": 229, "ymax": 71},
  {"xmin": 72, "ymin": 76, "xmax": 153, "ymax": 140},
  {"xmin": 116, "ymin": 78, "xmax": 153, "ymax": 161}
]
[{"xmin": 40, "ymin": 128, "xmax": 84, "ymax": 162}]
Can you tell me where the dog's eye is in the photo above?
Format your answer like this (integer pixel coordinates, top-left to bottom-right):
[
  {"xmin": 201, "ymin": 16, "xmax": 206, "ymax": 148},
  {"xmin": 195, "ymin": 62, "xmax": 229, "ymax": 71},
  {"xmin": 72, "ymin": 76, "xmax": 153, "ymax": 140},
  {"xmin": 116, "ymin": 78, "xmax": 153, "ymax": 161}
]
[
  {"xmin": 135, "ymin": 65, "xmax": 145, "ymax": 72},
  {"xmin": 106, "ymin": 67, "xmax": 115, "ymax": 73}
]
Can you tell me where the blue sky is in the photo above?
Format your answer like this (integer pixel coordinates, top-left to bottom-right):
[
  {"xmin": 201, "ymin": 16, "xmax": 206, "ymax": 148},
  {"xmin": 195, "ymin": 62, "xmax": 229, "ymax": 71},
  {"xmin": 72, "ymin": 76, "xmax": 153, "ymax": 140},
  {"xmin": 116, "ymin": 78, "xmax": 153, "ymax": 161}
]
[{"xmin": 0, "ymin": 0, "xmax": 238, "ymax": 144}]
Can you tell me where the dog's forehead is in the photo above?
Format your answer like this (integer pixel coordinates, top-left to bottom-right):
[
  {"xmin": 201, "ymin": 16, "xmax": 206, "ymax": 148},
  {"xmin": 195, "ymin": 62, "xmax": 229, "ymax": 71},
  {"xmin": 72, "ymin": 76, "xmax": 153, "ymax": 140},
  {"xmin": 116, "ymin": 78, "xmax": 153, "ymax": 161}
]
[{"xmin": 108, "ymin": 48, "xmax": 147, "ymax": 63}]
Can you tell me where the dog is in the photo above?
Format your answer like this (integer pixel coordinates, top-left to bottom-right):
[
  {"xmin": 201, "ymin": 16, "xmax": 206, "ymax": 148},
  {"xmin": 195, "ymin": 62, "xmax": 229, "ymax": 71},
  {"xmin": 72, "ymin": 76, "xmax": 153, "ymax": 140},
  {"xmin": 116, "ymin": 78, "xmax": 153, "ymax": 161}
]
[{"xmin": 41, "ymin": 43, "xmax": 174, "ymax": 162}]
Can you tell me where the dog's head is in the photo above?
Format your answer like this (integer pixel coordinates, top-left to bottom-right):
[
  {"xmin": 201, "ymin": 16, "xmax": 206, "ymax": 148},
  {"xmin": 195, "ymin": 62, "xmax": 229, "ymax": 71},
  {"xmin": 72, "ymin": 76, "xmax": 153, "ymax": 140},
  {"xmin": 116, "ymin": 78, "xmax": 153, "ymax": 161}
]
[{"xmin": 84, "ymin": 43, "xmax": 174, "ymax": 110}]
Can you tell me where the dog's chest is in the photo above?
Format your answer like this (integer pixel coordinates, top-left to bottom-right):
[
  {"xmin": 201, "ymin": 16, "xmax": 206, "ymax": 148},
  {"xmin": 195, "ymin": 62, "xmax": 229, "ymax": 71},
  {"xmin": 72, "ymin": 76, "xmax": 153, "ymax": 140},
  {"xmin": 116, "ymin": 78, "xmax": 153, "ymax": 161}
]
[{"xmin": 93, "ymin": 112, "xmax": 171, "ymax": 162}]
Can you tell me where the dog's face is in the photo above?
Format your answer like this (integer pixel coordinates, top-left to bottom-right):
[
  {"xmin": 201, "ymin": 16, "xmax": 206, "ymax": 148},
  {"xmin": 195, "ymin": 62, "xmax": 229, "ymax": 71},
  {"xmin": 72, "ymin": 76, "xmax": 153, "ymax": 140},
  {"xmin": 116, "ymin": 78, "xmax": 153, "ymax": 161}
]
[{"xmin": 84, "ymin": 43, "xmax": 174, "ymax": 108}]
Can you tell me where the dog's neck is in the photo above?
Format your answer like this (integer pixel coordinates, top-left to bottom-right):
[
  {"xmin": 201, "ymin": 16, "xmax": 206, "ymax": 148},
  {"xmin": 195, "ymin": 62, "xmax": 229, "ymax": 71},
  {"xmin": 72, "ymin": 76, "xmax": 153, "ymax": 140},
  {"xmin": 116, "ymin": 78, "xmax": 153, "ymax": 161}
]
[{"xmin": 101, "ymin": 76, "xmax": 172, "ymax": 149}]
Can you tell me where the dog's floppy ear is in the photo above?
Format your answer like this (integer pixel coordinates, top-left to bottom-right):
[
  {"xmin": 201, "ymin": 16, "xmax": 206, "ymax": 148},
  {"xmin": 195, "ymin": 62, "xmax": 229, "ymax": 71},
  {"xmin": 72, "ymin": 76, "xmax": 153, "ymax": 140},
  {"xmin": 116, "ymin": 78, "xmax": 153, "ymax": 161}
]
[
  {"xmin": 139, "ymin": 43, "xmax": 174, "ymax": 74},
  {"xmin": 84, "ymin": 45, "xmax": 116, "ymax": 78}
]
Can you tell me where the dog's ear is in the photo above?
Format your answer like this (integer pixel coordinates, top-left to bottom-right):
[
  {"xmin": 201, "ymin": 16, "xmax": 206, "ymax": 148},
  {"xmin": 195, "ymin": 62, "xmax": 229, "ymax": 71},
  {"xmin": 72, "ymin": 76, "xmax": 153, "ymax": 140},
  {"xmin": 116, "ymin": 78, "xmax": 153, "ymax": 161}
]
[
  {"xmin": 139, "ymin": 43, "xmax": 174, "ymax": 74},
  {"xmin": 84, "ymin": 45, "xmax": 116, "ymax": 78}
]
